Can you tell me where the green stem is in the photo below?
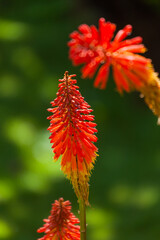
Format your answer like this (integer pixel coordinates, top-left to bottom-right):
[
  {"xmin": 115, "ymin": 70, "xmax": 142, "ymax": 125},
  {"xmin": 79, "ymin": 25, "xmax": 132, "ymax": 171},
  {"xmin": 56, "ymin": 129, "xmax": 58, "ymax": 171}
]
[{"xmin": 79, "ymin": 198, "xmax": 86, "ymax": 240}]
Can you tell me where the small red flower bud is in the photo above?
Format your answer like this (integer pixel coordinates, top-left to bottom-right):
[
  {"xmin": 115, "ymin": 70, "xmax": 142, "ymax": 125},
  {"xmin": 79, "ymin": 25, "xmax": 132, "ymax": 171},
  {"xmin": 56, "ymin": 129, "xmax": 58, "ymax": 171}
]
[{"xmin": 37, "ymin": 198, "xmax": 80, "ymax": 240}]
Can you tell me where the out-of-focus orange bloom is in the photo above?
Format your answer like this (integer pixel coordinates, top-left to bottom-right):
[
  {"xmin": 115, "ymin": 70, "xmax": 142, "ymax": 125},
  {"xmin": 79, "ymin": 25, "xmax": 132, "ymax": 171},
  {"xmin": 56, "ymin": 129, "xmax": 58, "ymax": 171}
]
[
  {"xmin": 47, "ymin": 71, "xmax": 98, "ymax": 204},
  {"xmin": 68, "ymin": 18, "xmax": 160, "ymax": 122},
  {"xmin": 37, "ymin": 198, "xmax": 80, "ymax": 240},
  {"xmin": 68, "ymin": 17, "xmax": 148, "ymax": 91}
]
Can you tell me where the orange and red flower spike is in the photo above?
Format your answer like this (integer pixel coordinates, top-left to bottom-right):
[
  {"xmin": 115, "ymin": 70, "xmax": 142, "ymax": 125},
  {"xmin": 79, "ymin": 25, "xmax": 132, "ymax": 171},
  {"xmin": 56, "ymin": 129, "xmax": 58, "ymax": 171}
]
[
  {"xmin": 37, "ymin": 198, "xmax": 80, "ymax": 240},
  {"xmin": 47, "ymin": 71, "xmax": 98, "ymax": 204},
  {"xmin": 68, "ymin": 17, "xmax": 160, "ymax": 121}
]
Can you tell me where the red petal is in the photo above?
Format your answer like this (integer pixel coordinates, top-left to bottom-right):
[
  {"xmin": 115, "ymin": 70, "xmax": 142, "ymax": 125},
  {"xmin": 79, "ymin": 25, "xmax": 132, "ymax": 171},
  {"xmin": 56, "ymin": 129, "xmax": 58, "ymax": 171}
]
[
  {"xmin": 113, "ymin": 65, "xmax": 130, "ymax": 92},
  {"xmin": 117, "ymin": 44, "xmax": 146, "ymax": 53},
  {"xmin": 94, "ymin": 62, "xmax": 110, "ymax": 89},
  {"xmin": 78, "ymin": 24, "xmax": 91, "ymax": 34},
  {"xmin": 114, "ymin": 24, "xmax": 132, "ymax": 42}
]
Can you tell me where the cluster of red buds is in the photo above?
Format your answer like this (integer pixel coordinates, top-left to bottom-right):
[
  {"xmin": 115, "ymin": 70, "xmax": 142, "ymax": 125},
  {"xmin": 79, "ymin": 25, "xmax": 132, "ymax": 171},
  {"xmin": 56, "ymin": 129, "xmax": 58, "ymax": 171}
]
[
  {"xmin": 47, "ymin": 71, "xmax": 98, "ymax": 205},
  {"xmin": 37, "ymin": 198, "xmax": 80, "ymax": 240}
]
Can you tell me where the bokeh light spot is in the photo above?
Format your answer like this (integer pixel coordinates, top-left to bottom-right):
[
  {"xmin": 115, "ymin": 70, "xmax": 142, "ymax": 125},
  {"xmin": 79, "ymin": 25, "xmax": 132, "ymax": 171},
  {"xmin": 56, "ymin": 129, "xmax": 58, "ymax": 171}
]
[
  {"xmin": 0, "ymin": 180, "xmax": 16, "ymax": 202},
  {"xmin": 5, "ymin": 118, "xmax": 36, "ymax": 147},
  {"xmin": 0, "ymin": 19, "xmax": 29, "ymax": 41},
  {"xmin": 87, "ymin": 208, "xmax": 115, "ymax": 240},
  {"xmin": 0, "ymin": 219, "xmax": 13, "ymax": 238}
]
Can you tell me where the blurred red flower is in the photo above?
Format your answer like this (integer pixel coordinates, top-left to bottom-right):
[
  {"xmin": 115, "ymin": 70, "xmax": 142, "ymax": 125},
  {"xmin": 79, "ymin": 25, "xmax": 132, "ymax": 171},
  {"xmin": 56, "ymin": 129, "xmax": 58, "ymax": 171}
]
[
  {"xmin": 47, "ymin": 71, "xmax": 98, "ymax": 204},
  {"xmin": 68, "ymin": 17, "xmax": 150, "ymax": 91},
  {"xmin": 68, "ymin": 18, "xmax": 160, "ymax": 122},
  {"xmin": 37, "ymin": 198, "xmax": 80, "ymax": 240}
]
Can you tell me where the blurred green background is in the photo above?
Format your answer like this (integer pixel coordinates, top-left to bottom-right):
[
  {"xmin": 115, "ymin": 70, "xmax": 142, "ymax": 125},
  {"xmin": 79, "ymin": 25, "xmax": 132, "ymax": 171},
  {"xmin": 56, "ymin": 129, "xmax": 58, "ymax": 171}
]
[{"xmin": 0, "ymin": 0, "xmax": 160, "ymax": 239}]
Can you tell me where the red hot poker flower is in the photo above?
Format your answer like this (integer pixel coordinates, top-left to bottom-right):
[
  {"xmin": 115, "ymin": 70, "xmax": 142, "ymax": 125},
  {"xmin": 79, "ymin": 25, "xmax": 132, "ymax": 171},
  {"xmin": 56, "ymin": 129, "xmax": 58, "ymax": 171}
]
[
  {"xmin": 68, "ymin": 17, "xmax": 160, "ymax": 122},
  {"xmin": 68, "ymin": 17, "xmax": 150, "ymax": 91},
  {"xmin": 47, "ymin": 71, "xmax": 98, "ymax": 204},
  {"xmin": 37, "ymin": 198, "xmax": 80, "ymax": 240}
]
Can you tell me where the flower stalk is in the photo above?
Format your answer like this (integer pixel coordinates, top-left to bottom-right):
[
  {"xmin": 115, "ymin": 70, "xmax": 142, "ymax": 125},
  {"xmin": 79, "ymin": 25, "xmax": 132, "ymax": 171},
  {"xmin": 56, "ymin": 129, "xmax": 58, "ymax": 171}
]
[{"xmin": 79, "ymin": 198, "xmax": 86, "ymax": 240}]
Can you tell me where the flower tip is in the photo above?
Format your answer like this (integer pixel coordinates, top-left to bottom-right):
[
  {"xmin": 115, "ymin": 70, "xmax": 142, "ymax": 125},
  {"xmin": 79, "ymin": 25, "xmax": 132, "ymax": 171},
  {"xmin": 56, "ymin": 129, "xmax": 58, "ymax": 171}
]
[
  {"xmin": 157, "ymin": 117, "xmax": 160, "ymax": 125},
  {"xmin": 59, "ymin": 197, "xmax": 64, "ymax": 202},
  {"xmin": 47, "ymin": 108, "xmax": 53, "ymax": 112},
  {"xmin": 64, "ymin": 71, "xmax": 69, "ymax": 78},
  {"xmin": 124, "ymin": 24, "xmax": 132, "ymax": 34},
  {"xmin": 142, "ymin": 47, "xmax": 147, "ymax": 53},
  {"xmin": 78, "ymin": 24, "xmax": 90, "ymax": 34},
  {"xmin": 37, "ymin": 227, "xmax": 45, "ymax": 233},
  {"xmin": 140, "ymin": 93, "xmax": 144, "ymax": 98},
  {"xmin": 99, "ymin": 17, "xmax": 106, "ymax": 23}
]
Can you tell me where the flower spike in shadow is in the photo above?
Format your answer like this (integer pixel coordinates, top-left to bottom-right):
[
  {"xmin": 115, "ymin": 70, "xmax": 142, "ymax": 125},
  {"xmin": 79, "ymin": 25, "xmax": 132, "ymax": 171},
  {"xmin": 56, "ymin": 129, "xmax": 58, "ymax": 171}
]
[
  {"xmin": 47, "ymin": 71, "xmax": 98, "ymax": 205},
  {"xmin": 37, "ymin": 198, "xmax": 80, "ymax": 240},
  {"xmin": 68, "ymin": 18, "xmax": 160, "ymax": 122}
]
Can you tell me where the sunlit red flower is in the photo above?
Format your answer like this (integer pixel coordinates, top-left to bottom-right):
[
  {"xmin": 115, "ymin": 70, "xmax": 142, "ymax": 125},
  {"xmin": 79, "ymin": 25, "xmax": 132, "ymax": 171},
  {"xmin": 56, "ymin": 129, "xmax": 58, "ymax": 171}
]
[
  {"xmin": 68, "ymin": 18, "xmax": 149, "ymax": 91},
  {"xmin": 68, "ymin": 17, "xmax": 160, "ymax": 121},
  {"xmin": 37, "ymin": 198, "xmax": 80, "ymax": 240},
  {"xmin": 47, "ymin": 71, "xmax": 98, "ymax": 204}
]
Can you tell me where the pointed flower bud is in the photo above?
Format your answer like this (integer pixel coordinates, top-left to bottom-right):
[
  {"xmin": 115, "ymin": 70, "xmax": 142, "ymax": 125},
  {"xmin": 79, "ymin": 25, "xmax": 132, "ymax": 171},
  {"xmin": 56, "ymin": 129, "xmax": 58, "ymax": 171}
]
[
  {"xmin": 47, "ymin": 71, "xmax": 98, "ymax": 204},
  {"xmin": 37, "ymin": 198, "xmax": 80, "ymax": 240}
]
